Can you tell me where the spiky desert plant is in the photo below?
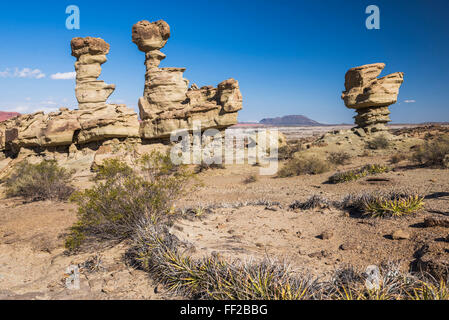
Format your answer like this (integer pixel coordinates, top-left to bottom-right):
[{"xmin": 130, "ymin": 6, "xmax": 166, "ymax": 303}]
[
  {"xmin": 363, "ymin": 194, "xmax": 425, "ymax": 218},
  {"xmin": 339, "ymin": 190, "xmax": 424, "ymax": 218}
]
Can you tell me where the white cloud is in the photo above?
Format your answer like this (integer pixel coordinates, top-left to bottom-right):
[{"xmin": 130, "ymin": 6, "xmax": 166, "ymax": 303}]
[
  {"xmin": 404, "ymin": 100, "xmax": 416, "ymax": 103},
  {"xmin": 0, "ymin": 67, "xmax": 46, "ymax": 79},
  {"xmin": 50, "ymin": 72, "xmax": 76, "ymax": 80}
]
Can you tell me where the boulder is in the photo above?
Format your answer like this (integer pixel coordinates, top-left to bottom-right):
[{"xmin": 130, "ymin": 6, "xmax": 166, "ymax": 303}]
[{"xmin": 342, "ymin": 63, "xmax": 404, "ymax": 132}]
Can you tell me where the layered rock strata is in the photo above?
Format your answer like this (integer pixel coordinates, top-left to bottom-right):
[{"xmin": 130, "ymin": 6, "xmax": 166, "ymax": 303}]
[
  {"xmin": 341, "ymin": 63, "xmax": 404, "ymax": 132},
  {"xmin": 0, "ymin": 38, "xmax": 140, "ymax": 155},
  {"xmin": 132, "ymin": 20, "xmax": 243, "ymax": 140}
]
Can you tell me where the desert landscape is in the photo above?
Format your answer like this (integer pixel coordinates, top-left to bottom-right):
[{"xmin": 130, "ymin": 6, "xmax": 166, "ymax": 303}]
[{"xmin": 1, "ymin": 6, "xmax": 449, "ymax": 303}]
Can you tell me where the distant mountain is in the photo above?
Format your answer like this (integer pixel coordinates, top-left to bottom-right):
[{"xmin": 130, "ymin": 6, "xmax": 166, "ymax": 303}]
[
  {"xmin": 0, "ymin": 111, "xmax": 21, "ymax": 122},
  {"xmin": 259, "ymin": 115, "xmax": 321, "ymax": 126}
]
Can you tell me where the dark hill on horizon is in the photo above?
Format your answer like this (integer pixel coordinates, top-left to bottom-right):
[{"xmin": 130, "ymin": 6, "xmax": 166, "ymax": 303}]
[{"xmin": 260, "ymin": 115, "xmax": 322, "ymax": 126}]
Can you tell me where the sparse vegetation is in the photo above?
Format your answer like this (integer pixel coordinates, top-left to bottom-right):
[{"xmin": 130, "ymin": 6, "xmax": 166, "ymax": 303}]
[
  {"xmin": 366, "ymin": 135, "xmax": 390, "ymax": 150},
  {"xmin": 278, "ymin": 156, "xmax": 331, "ymax": 178},
  {"xmin": 4, "ymin": 160, "xmax": 74, "ymax": 201},
  {"xmin": 327, "ymin": 151, "xmax": 351, "ymax": 165},
  {"xmin": 133, "ymin": 225, "xmax": 319, "ymax": 300},
  {"xmin": 65, "ymin": 152, "xmax": 191, "ymax": 251},
  {"xmin": 412, "ymin": 135, "xmax": 449, "ymax": 168},
  {"xmin": 243, "ymin": 174, "xmax": 258, "ymax": 184},
  {"xmin": 132, "ymin": 227, "xmax": 447, "ymax": 300},
  {"xmin": 194, "ymin": 161, "xmax": 226, "ymax": 173},
  {"xmin": 289, "ymin": 195, "xmax": 331, "ymax": 210},
  {"xmin": 328, "ymin": 164, "xmax": 390, "ymax": 184},
  {"xmin": 339, "ymin": 190, "xmax": 424, "ymax": 218},
  {"xmin": 278, "ymin": 142, "xmax": 302, "ymax": 160},
  {"xmin": 389, "ymin": 153, "xmax": 408, "ymax": 164}
]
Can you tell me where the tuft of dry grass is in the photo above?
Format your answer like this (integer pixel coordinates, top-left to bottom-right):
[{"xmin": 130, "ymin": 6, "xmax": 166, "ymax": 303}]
[
  {"xmin": 289, "ymin": 195, "xmax": 331, "ymax": 210},
  {"xmin": 194, "ymin": 161, "xmax": 226, "ymax": 174},
  {"xmin": 389, "ymin": 153, "xmax": 408, "ymax": 164},
  {"xmin": 412, "ymin": 135, "xmax": 449, "ymax": 168},
  {"xmin": 327, "ymin": 151, "xmax": 351, "ymax": 165}
]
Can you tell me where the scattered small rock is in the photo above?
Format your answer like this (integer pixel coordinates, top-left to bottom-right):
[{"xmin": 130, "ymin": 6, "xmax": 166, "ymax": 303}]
[
  {"xmin": 319, "ymin": 231, "xmax": 333, "ymax": 240},
  {"xmin": 339, "ymin": 242, "xmax": 358, "ymax": 251},
  {"xmin": 391, "ymin": 229, "xmax": 410, "ymax": 240},
  {"xmin": 295, "ymin": 231, "xmax": 302, "ymax": 238}
]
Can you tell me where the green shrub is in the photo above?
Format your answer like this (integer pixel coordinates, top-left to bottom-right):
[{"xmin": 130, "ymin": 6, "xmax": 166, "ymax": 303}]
[
  {"xmin": 278, "ymin": 156, "xmax": 331, "ymax": 178},
  {"xmin": 4, "ymin": 160, "xmax": 74, "ymax": 201},
  {"xmin": 65, "ymin": 152, "xmax": 191, "ymax": 251},
  {"xmin": 327, "ymin": 151, "xmax": 351, "ymax": 165},
  {"xmin": 340, "ymin": 190, "xmax": 424, "ymax": 218},
  {"xmin": 412, "ymin": 135, "xmax": 449, "ymax": 168},
  {"xmin": 93, "ymin": 158, "xmax": 134, "ymax": 181},
  {"xmin": 328, "ymin": 164, "xmax": 390, "ymax": 184},
  {"xmin": 366, "ymin": 135, "xmax": 390, "ymax": 150}
]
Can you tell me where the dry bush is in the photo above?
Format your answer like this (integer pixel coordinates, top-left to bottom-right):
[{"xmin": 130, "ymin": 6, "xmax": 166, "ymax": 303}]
[
  {"xmin": 278, "ymin": 143, "xmax": 302, "ymax": 160},
  {"xmin": 328, "ymin": 164, "xmax": 390, "ymax": 184},
  {"xmin": 366, "ymin": 135, "xmax": 390, "ymax": 150},
  {"xmin": 4, "ymin": 160, "xmax": 74, "ymax": 201},
  {"xmin": 278, "ymin": 156, "xmax": 331, "ymax": 178},
  {"xmin": 412, "ymin": 135, "xmax": 449, "ymax": 168},
  {"xmin": 389, "ymin": 153, "xmax": 408, "ymax": 164},
  {"xmin": 327, "ymin": 151, "xmax": 351, "ymax": 165},
  {"xmin": 65, "ymin": 151, "xmax": 191, "ymax": 251}
]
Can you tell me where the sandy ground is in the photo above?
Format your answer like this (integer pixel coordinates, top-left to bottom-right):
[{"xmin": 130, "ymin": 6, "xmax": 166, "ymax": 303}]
[{"xmin": 0, "ymin": 125, "xmax": 448, "ymax": 299}]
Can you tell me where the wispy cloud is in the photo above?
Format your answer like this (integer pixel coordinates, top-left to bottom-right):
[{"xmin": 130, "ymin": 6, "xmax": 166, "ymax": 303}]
[
  {"xmin": 0, "ymin": 67, "xmax": 46, "ymax": 79},
  {"xmin": 50, "ymin": 72, "xmax": 76, "ymax": 80},
  {"xmin": 404, "ymin": 100, "xmax": 416, "ymax": 103}
]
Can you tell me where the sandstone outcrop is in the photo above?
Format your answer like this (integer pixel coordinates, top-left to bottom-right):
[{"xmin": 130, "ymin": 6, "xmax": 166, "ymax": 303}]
[
  {"xmin": 0, "ymin": 38, "xmax": 140, "ymax": 155},
  {"xmin": 71, "ymin": 37, "xmax": 115, "ymax": 110},
  {"xmin": 342, "ymin": 63, "xmax": 404, "ymax": 132},
  {"xmin": 132, "ymin": 20, "xmax": 243, "ymax": 140}
]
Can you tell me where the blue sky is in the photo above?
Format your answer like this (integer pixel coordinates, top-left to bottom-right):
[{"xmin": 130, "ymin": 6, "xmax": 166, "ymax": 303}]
[{"xmin": 0, "ymin": 0, "xmax": 448, "ymax": 124}]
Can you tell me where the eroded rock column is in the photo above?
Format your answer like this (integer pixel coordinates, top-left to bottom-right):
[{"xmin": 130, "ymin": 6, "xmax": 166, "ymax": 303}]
[
  {"xmin": 71, "ymin": 37, "xmax": 116, "ymax": 110},
  {"xmin": 341, "ymin": 63, "xmax": 404, "ymax": 132},
  {"xmin": 132, "ymin": 19, "xmax": 243, "ymax": 140}
]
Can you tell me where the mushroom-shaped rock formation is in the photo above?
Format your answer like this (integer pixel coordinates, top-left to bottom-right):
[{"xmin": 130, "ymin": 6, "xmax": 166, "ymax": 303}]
[
  {"xmin": 132, "ymin": 19, "xmax": 243, "ymax": 140},
  {"xmin": 341, "ymin": 63, "xmax": 404, "ymax": 132}
]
